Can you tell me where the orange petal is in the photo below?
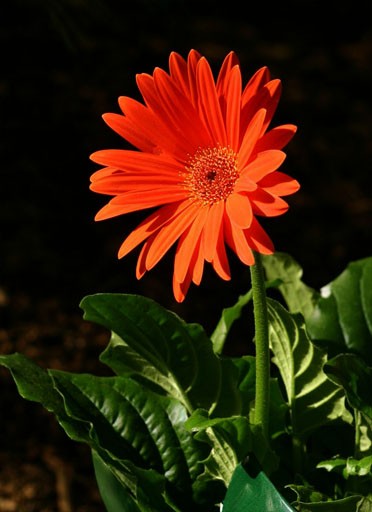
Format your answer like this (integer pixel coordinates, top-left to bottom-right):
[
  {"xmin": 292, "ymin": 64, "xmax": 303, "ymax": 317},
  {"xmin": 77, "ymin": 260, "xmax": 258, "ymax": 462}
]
[
  {"xmin": 224, "ymin": 213, "xmax": 255, "ymax": 265},
  {"xmin": 241, "ymin": 150, "xmax": 286, "ymax": 183},
  {"xmin": 259, "ymin": 171, "xmax": 300, "ymax": 196},
  {"xmin": 226, "ymin": 193, "xmax": 253, "ymax": 229},
  {"xmin": 174, "ymin": 206, "xmax": 209, "ymax": 283},
  {"xmin": 173, "ymin": 269, "xmax": 192, "ymax": 303},
  {"xmin": 254, "ymin": 124, "xmax": 297, "ymax": 152},
  {"xmin": 103, "ymin": 108, "xmax": 157, "ymax": 154},
  {"xmin": 240, "ymin": 79, "xmax": 281, "ymax": 140},
  {"xmin": 95, "ymin": 188, "xmax": 187, "ymax": 220},
  {"xmin": 135, "ymin": 238, "xmax": 152, "ymax": 279},
  {"xmin": 216, "ymin": 50, "xmax": 239, "ymax": 96},
  {"xmin": 191, "ymin": 238, "xmax": 205, "ymax": 285},
  {"xmin": 211, "ymin": 225, "xmax": 231, "ymax": 281},
  {"xmin": 241, "ymin": 66, "xmax": 271, "ymax": 106},
  {"xmin": 196, "ymin": 57, "xmax": 227, "ymax": 145},
  {"xmin": 136, "ymin": 73, "xmax": 191, "ymax": 159},
  {"xmin": 186, "ymin": 49, "xmax": 202, "ymax": 108},
  {"xmin": 90, "ymin": 150, "xmax": 181, "ymax": 173},
  {"xmin": 202, "ymin": 200, "xmax": 225, "ymax": 262},
  {"xmin": 172, "ymin": 235, "xmax": 204, "ymax": 301},
  {"xmin": 117, "ymin": 201, "xmax": 190, "ymax": 259},
  {"xmin": 168, "ymin": 51, "xmax": 189, "ymax": 99},
  {"xmin": 234, "ymin": 173, "xmax": 258, "ymax": 193},
  {"xmin": 250, "ymin": 188, "xmax": 289, "ymax": 217},
  {"xmin": 238, "ymin": 108, "xmax": 266, "ymax": 169},
  {"xmin": 153, "ymin": 67, "xmax": 212, "ymax": 151},
  {"xmin": 225, "ymin": 65, "xmax": 242, "ymax": 151},
  {"xmin": 145, "ymin": 202, "xmax": 200, "ymax": 271},
  {"xmin": 244, "ymin": 218, "xmax": 274, "ymax": 255},
  {"xmin": 90, "ymin": 170, "xmax": 182, "ymax": 196}
]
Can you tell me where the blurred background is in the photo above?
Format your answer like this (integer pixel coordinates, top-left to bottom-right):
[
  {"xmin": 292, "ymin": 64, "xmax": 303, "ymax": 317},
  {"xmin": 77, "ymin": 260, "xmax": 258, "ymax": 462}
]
[{"xmin": 1, "ymin": 0, "xmax": 372, "ymax": 510}]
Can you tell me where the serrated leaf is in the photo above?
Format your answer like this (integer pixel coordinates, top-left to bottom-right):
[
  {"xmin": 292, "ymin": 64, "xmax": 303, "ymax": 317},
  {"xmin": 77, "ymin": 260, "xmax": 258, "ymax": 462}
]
[
  {"xmin": 267, "ymin": 298, "xmax": 347, "ymax": 438},
  {"xmin": 307, "ymin": 258, "xmax": 372, "ymax": 364},
  {"xmin": 262, "ymin": 252, "xmax": 319, "ymax": 319}
]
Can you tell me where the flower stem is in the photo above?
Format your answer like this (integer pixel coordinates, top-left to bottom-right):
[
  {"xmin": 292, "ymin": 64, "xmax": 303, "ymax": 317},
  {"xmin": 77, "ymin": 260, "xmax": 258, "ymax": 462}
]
[{"xmin": 250, "ymin": 251, "xmax": 270, "ymax": 440}]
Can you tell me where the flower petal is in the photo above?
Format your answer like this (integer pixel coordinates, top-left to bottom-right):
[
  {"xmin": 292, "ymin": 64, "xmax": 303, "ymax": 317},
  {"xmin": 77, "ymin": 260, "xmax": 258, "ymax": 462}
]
[
  {"xmin": 238, "ymin": 108, "xmax": 266, "ymax": 168},
  {"xmin": 117, "ymin": 201, "xmax": 191, "ymax": 259},
  {"xmin": 258, "ymin": 171, "xmax": 300, "ymax": 196},
  {"xmin": 168, "ymin": 51, "xmax": 189, "ymax": 98},
  {"xmin": 145, "ymin": 201, "xmax": 201, "ymax": 270},
  {"xmin": 174, "ymin": 206, "xmax": 209, "ymax": 283},
  {"xmin": 240, "ymin": 79, "xmax": 281, "ymax": 141},
  {"xmin": 226, "ymin": 192, "xmax": 253, "ymax": 228},
  {"xmin": 224, "ymin": 213, "xmax": 254, "ymax": 265},
  {"xmin": 250, "ymin": 188, "xmax": 289, "ymax": 217},
  {"xmin": 103, "ymin": 102, "xmax": 158, "ymax": 153},
  {"xmin": 202, "ymin": 200, "xmax": 225, "ymax": 262},
  {"xmin": 234, "ymin": 174, "xmax": 258, "ymax": 193},
  {"xmin": 244, "ymin": 218, "xmax": 274, "ymax": 255},
  {"xmin": 196, "ymin": 57, "xmax": 227, "ymax": 145},
  {"xmin": 94, "ymin": 187, "xmax": 187, "ymax": 220},
  {"xmin": 241, "ymin": 149, "xmax": 286, "ymax": 183},
  {"xmin": 241, "ymin": 66, "xmax": 271, "ymax": 106},
  {"xmin": 153, "ymin": 67, "xmax": 212, "ymax": 151},
  {"xmin": 224, "ymin": 65, "xmax": 242, "ymax": 151},
  {"xmin": 173, "ymin": 235, "xmax": 204, "ymax": 302},
  {"xmin": 90, "ymin": 149, "xmax": 181, "ymax": 173},
  {"xmin": 216, "ymin": 50, "xmax": 240, "ymax": 96},
  {"xmin": 136, "ymin": 73, "xmax": 191, "ymax": 159},
  {"xmin": 255, "ymin": 124, "xmax": 297, "ymax": 152},
  {"xmin": 211, "ymin": 228, "xmax": 231, "ymax": 281}
]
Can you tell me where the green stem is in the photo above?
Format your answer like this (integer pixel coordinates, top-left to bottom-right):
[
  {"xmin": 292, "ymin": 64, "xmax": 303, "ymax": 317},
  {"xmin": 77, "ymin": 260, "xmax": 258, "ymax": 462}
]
[{"xmin": 250, "ymin": 251, "xmax": 270, "ymax": 440}]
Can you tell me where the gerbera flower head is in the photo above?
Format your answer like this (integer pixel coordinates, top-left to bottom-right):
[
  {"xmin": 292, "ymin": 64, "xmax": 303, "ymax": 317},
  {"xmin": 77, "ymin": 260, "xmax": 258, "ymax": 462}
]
[{"xmin": 90, "ymin": 50, "xmax": 300, "ymax": 302}]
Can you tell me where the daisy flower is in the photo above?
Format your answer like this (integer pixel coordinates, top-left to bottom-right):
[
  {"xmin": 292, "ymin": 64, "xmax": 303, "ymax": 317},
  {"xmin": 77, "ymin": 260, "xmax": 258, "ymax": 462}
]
[{"xmin": 90, "ymin": 50, "xmax": 300, "ymax": 302}]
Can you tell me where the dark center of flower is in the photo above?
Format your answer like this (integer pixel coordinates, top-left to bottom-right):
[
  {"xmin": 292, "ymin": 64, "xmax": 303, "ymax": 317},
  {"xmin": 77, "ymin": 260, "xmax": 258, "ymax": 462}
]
[{"xmin": 184, "ymin": 146, "xmax": 239, "ymax": 204}]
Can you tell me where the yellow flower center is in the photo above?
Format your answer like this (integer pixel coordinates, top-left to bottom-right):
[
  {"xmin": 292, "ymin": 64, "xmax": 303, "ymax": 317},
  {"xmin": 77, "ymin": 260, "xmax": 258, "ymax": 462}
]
[{"xmin": 184, "ymin": 146, "xmax": 239, "ymax": 204}]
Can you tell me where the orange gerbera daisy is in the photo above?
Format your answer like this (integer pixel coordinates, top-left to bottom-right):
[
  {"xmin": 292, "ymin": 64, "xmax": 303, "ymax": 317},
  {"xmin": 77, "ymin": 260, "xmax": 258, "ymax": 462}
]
[{"xmin": 90, "ymin": 49, "xmax": 300, "ymax": 302}]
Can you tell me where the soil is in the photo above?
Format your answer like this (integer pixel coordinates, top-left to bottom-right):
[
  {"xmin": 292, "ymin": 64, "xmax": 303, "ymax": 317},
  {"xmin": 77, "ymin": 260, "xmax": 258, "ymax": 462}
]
[{"xmin": 1, "ymin": 1, "xmax": 372, "ymax": 510}]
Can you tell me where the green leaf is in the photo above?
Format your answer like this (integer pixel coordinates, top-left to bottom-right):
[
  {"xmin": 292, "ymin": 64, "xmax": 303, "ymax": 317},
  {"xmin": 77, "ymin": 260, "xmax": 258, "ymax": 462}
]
[
  {"xmin": 185, "ymin": 409, "xmax": 253, "ymax": 485},
  {"xmin": 307, "ymin": 258, "xmax": 372, "ymax": 363},
  {"xmin": 345, "ymin": 455, "xmax": 372, "ymax": 477},
  {"xmin": 289, "ymin": 487, "xmax": 362, "ymax": 511},
  {"xmin": 82, "ymin": 294, "xmax": 241, "ymax": 417},
  {"xmin": 262, "ymin": 252, "xmax": 319, "ymax": 319},
  {"xmin": 92, "ymin": 451, "xmax": 141, "ymax": 512},
  {"xmin": 222, "ymin": 463, "xmax": 297, "ymax": 511},
  {"xmin": 0, "ymin": 352, "xmax": 90, "ymax": 442},
  {"xmin": 81, "ymin": 293, "xmax": 245, "ymax": 418},
  {"xmin": 50, "ymin": 371, "xmax": 207, "ymax": 502},
  {"xmin": 324, "ymin": 354, "xmax": 372, "ymax": 421},
  {"xmin": 316, "ymin": 457, "xmax": 347, "ymax": 474},
  {"xmin": 210, "ymin": 288, "xmax": 253, "ymax": 354},
  {"xmin": 0, "ymin": 351, "xmax": 214, "ymax": 510},
  {"xmin": 209, "ymin": 278, "xmax": 282, "ymax": 355},
  {"xmin": 267, "ymin": 298, "xmax": 347, "ymax": 438}
]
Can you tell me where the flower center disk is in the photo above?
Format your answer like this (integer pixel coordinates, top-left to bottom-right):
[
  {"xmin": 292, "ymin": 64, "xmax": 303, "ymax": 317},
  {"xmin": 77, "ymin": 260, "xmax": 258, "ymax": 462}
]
[{"xmin": 184, "ymin": 146, "xmax": 239, "ymax": 204}]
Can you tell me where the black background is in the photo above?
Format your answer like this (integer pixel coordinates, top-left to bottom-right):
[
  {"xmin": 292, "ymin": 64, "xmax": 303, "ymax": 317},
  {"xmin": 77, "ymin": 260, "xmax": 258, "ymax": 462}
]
[{"xmin": 1, "ymin": 1, "xmax": 372, "ymax": 510}]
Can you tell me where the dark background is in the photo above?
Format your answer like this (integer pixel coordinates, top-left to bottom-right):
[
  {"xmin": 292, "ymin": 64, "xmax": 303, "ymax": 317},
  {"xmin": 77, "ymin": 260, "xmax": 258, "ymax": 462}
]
[{"xmin": 1, "ymin": 1, "xmax": 372, "ymax": 510}]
